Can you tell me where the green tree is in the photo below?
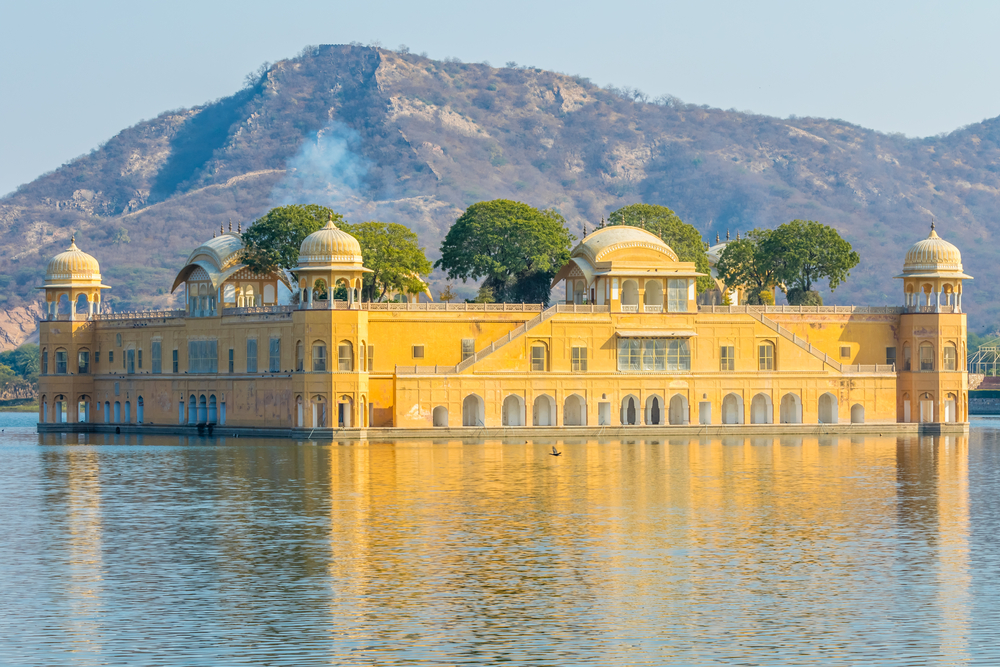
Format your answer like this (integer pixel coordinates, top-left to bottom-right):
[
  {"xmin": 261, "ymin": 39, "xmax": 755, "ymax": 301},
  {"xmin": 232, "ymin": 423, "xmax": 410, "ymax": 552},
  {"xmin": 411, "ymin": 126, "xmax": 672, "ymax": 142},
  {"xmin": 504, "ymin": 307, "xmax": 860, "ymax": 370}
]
[
  {"xmin": 716, "ymin": 229, "xmax": 780, "ymax": 305},
  {"xmin": 435, "ymin": 200, "xmax": 575, "ymax": 304},
  {"xmin": 767, "ymin": 219, "xmax": 860, "ymax": 299},
  {"xmin": 241, "ymin": 204, "xmax": 342, "ymax": 275},
  {"xmin": 338, "ymin": 221, "xmax": 432, "ymax": 302},
  {"xmin": 608, "ymin": 203, "xmax": 714, "ymax": 293},
  {"xmin": 0, "ymin": 343, "xmax": 39, "ymax": 382}
]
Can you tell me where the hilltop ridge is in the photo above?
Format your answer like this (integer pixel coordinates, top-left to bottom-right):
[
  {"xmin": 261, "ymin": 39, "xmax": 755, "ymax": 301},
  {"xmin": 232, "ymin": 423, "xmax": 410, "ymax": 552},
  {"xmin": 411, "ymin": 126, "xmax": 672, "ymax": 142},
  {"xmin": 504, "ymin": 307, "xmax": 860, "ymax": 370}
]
[{"xmin": 2, "ymin": 44, "xmax": 999, "ymax": 349}]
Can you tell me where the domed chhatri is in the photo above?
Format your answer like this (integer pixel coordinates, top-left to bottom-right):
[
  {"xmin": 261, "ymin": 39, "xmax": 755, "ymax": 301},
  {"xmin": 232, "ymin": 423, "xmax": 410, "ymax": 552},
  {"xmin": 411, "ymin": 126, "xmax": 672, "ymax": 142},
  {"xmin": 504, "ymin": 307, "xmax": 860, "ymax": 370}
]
[
  {"xmin": 39, "ymin": 236, "xmax": 111, "ymax": 319},
  {"xmin": 44, "ymin": 237, "xmax": 104, "ymax": 286},
  {"xmin": 896, "ymin": 221, "xmax": 972, "ymax": 313},
  {"xmin": 297, "ymin": 218, "xmax": 364, "ymax": 268},
  {"xmin": 901, "ymin": 221, "xmax": 965, "ymax": 274},
  {"xmin": 294, "ymin": 217, "xmax": 371, "ymax": 308}
]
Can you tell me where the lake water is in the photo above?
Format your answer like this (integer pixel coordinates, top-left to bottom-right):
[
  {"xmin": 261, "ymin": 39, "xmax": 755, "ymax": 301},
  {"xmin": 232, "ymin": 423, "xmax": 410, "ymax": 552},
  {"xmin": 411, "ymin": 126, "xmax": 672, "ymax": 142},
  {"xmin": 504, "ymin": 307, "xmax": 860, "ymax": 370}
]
[{"xmin": 2, "ymin": 414, "xmax": 1000, "ymax": 666}]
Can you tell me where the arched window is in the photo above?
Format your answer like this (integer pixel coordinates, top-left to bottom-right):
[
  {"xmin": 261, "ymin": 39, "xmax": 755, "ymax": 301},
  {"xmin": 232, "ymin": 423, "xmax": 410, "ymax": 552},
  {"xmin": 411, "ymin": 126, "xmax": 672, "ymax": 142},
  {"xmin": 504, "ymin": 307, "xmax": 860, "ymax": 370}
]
[
  {"xmin": 919, "ymin": 343, "xmax": 934, "ymax": 371},
  {"xmin": 312, "ymin": 342, "xmax": 327, "ymax": 371},
  {"xmin": 295, "ymin": 340, "xmax": 304, "ymax": 372},
  {"xmin": 902, "ymin": 343, "xmax": 911, "ymax": 371},
  {"xmin": 77, "ymin": 349, "xmax": 90, "ymax": 374},
  {"xmin": 360, "ymin": 342, "xmax": 367, "ymax": 372},
  {"xmin": 137, "ymin": 396, "xmax": 144, "ymax": 424},
  {"xmin": 41, "ymin": 348, "xmax": 48, "ymax": 375},
  {"xmin": 314, "ymin": 279, "xmax": 328, "ymax": 300},
  {"xmin": 263, "ymin": 284, "xmax": 276, "ymax": 304},
  {"xmin": 943, "ymin": 343, "xmax": 957, "ymax": 371},
  {"xmin": 758, "ymin": 341, "xmax": 774, "ymax": 371},
  {"xmin": 621, "ymin": 280, "xmax": 639, "ymax": 307},
  {"xmin": 338, "ymin": 341, "xmax": 354, "ymax": 371}
]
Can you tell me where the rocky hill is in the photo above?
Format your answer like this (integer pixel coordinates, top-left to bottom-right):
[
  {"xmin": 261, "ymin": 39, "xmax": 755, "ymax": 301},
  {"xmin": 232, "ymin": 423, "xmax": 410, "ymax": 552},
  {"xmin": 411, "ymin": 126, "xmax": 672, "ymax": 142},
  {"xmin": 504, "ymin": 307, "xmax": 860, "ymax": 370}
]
[{"xmin": 2, "ymin": 44, "xmax": 999, "ymax": 349}]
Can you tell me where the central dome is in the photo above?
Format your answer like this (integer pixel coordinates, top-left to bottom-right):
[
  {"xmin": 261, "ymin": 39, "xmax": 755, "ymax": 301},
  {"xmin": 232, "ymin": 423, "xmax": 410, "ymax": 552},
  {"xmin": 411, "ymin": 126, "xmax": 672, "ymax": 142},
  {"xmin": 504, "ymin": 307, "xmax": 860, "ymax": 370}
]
[
  {"xmin": 298, "ymin": 218, "xmax": 363, "ymax": 266},
  {"xmin": 902, "ymin": 223, "xmax": 963, "ymax": 273},
  {"xmin": 44, "ymin": 238, "xmax": 103, "ymax": 284}
]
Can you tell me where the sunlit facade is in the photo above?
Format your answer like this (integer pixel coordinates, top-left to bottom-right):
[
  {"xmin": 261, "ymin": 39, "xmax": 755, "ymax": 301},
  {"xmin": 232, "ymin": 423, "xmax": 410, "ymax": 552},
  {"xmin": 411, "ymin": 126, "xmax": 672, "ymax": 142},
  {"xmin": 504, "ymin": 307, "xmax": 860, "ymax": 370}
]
[{"xmin": 37, "ymin": 221, "xmax": 969, "ymax": 432}]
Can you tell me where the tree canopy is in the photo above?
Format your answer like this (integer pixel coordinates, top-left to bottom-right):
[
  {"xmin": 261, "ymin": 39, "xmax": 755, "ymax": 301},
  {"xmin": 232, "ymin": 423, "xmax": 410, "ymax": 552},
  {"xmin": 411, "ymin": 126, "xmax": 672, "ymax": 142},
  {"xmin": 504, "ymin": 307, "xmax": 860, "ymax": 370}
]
[
  {"xmin": 241, "ymin": 204, "xmax": 342, "ymax": 275},
  {"xmin": 716, "ymin": 219, "xmax": 860, "ymax": 305},
  {"xmin": 338, "ymin": 221, "xmax": 432, "ymax": 302},
  {"xmin": 435, "ymin": 199, "xmax": 575, "ymax": 304},
  {"xmin": 715, "ymin": 229, "xmax": 780, "ymax": 305},
  {"xmin": 767, "ymin": 219, "xmax": 860, "ymax": 295},
  {"xmin": 607, "ymin": 203, "xmax": 713, "ymax": 293}
]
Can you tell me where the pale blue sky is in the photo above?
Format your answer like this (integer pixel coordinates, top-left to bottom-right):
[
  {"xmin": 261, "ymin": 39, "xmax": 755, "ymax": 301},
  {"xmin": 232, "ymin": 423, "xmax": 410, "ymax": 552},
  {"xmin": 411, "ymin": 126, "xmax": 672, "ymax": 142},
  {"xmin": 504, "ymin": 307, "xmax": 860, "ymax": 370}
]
[{"xmin": 2, "ymin": 0, "xmax": 999, "ymax": 196}]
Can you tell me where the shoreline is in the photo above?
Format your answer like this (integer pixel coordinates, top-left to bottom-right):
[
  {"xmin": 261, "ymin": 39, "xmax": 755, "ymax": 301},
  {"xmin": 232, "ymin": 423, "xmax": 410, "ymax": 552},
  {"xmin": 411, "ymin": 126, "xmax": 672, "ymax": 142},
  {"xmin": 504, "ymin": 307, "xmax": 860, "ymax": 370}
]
[{"xmin": 35, "ymin": 421, "xmax": 970, "ymax": 442}]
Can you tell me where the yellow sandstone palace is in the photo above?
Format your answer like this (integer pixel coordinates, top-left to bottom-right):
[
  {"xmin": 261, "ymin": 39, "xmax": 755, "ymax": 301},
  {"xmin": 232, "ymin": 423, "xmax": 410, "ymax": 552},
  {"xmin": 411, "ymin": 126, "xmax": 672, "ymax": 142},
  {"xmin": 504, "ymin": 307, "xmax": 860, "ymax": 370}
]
[{"xmin": 36, "ymin": 219, "xmax": 970, "ymax": 434}]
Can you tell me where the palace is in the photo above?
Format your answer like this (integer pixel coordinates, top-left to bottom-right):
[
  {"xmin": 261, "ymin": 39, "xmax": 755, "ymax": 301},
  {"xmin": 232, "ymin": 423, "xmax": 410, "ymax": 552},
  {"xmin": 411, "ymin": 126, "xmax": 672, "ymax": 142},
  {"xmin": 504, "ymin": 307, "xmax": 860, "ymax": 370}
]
[{"xmin": 36, "ymin": 219, "xmax": 970, "ymax": 433}]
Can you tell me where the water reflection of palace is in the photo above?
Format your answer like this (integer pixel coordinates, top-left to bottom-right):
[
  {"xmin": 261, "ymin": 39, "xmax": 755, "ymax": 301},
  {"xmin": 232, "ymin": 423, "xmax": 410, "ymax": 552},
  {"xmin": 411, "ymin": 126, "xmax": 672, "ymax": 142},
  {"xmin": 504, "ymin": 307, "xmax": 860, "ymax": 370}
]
[
  {"xmin": 38, "ymin": 219, "xmax": 969, "ymax": 434},
  {"xmin": 38, "ymin": 433, "xmax": 973, "ymax": 662}
]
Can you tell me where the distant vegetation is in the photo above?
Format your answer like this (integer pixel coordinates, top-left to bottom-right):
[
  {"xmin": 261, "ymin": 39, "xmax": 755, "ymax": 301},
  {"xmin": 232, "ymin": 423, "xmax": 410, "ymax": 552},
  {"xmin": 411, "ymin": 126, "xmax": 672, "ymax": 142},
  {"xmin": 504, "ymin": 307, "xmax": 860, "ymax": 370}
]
[
  {"xmin": 2, "ymin": 44, "xmax": 1000, "ymax": 323},
  {"xmin": 0, "ymin": 344, "xmax": 38, "ymax": 399}
]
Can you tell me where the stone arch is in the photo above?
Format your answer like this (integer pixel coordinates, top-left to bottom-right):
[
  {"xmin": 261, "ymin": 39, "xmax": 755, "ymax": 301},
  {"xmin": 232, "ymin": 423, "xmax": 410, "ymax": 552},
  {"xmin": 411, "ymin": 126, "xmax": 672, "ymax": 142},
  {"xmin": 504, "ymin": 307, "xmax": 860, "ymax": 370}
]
[
  {"xmin": 208, "ymin": 395, "xmax": 217, "ymax": 423},
  {"xmin": 620, "ymin": 393, "xmax": 640, "ymax": 425},
  {"xmin": 818, "ymin": 392, "xmax": 838, "ymax": 424},
  {"xmin": 750, "ymin": 393, "xmax": 773, "ymax": 424},
  {"xmin": 902, "ymin": 392, "xmax": 912, "ymax": 422},
  {"xmin": 314, "ymin": 395, "xmax": 329, "ymax": 427},
  {"xmin": 188, "ymin": 395, "xmax": 197, "ymax": 424},
  {"xmin": 722, "ymin": 393, "xmax": 744, "ymax": 425},
  {"xmin": 114, "ymin": 400, "xmax": 122, "ymax": 423},
  {"xmin": 336, "ymin": 395, "xmax": 352, "ymax": 427},
  {"xmin": 563, "ymin": 393, "xmax": 587, "ymax": 426},
  {"xmin": 76, "ymin": 395, "xmax": 90, "ymax": 423},
  {"xmin": 198, "ymin": 394, "xmax": 207, "ymax": 422},
  {"xmin": 644, "ymin": 280, "xmax": 663, "ymax": 308},
  {"xmin": 433, "ymin": 406, "xmax": 449, "ymax": 427},
  {"xmin": 312, "ymin": 340, "xmax": 327, "ymax": 371},
  {"xmin": 313, "ymin": 278, "xmax": 329, "ymax": 300},
  {"xmin": 621, "ymin": 279, "xmax": 639, "ymax": 306},
  {"xmin": 296, "ymin": 395, "xmax": 304, "ymax": 427},
  {"xmin": 533, "ymin": 394, "xmax": 556, "ymax": 426},
  {"xmin": 263, "ymin": 284, "xmax": 276, "ymax": 304},
  {"xmin": 851, "ymin": 403, "xmax": 865, "ymax": 424},
  {"xmin": 462, "ymin": 394, "xmax": 485, "ymax": 427},
  {"xmin": 779, "ymin": 392, "xmax": 802, "ymax": 424},
  {"xmin": 644, "ymin": 393, "xmax": 665, "ymax": 425},
  {"xmin": 136, "ymin": 396, "xmax": 144, "ymax": 424},
  {"xmin": 501, "ymin": 394, "xmax": 525, "ymax": 427},
  {"xmin": 668, "ymin": 394, "xmax": 689, "ymax": 425}
]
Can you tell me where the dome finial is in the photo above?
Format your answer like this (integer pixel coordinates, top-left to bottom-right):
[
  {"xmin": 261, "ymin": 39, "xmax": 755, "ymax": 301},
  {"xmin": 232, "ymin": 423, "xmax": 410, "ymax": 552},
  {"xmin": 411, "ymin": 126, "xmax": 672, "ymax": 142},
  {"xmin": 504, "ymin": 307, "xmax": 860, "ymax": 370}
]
[
  {"xmin": 238, "ymin": 221, "xmax": 242, "ymax": 234},
  {"xmin": 716, "ymin": 232, "xmax": 720, "ymax": 244},
  {"xmin": 324, "ymin": 213, "xmax": 338, "ymax": 230},
  {"xmin": 229, "ymin": 219, "xmax": 233, "ymax": 232},
  {"xmin": 71, "ymin": 234, "xmax": 75, "ymax": 244}
]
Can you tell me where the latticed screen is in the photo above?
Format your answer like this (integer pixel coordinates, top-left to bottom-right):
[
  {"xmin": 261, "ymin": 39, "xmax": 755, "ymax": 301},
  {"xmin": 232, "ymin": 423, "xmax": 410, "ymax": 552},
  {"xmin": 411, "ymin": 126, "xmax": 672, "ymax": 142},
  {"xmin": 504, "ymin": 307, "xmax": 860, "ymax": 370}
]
[
  {"xmin": 462, "ymin": 339, "xmax": 475, "ymax": 361},
  {"xmin": 531, "ymin": 346, "xmax": 546, "ymax": 371},
  {"xmin": 188, "ymin": 341, "xmax": 218, "ymax": 373},
  {"xmin": 720, "ymin": 346, "xmax": 734, "ymax": 371},
  {"xmin": 758, "ymin": 343, "xmax": 773, "ymax": 370},
  {"xmin": 667, "ymin": 279, "xmax": 688, "ymax": 312},
  {"xmin": 268, "ymin": 339, "xmax": 280, "ymax": 372},
  {"xmin": 618, "ymin": 338, "xmax": 689, "ymax": 372},
  {"xmin": 572, "ymin": 346, "xmax": 587, "ymax": 372},
  {"xmin": 151, "ymin": 342, "xmax": 161, "ymax": 374},
  {"xmin": 246, "ymin": 339, "xmax": 257, "ymax": 373}
]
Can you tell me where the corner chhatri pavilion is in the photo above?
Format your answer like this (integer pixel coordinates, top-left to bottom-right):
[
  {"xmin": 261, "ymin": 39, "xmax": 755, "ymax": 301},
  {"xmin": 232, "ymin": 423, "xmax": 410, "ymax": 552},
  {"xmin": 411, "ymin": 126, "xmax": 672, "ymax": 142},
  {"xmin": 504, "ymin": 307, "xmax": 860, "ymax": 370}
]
[{"xmin": 37, "ymin": 220, "xmax": 970, "ymax": 435}]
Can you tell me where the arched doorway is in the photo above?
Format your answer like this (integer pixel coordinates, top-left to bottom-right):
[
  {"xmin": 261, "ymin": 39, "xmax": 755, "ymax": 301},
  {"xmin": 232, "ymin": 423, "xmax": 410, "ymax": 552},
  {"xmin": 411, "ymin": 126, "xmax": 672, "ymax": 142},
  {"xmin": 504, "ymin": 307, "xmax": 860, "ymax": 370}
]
[
  {"xmin": 945, "ymin": 393, "xmax": 957, "ymax": 423},
  {"xmin": 462, "ymin": 394, "xmax": 485, "ymax": 427},
  {"xmin": 136, "ymin": 396, "xmax": 144, "ymax": 424},
  {"xmin": 818, "ymin": 392, "xmax": 838, "ymax": 424},
  {"xmin": 433, "ymin": 406, "xmax": 448, "ymax": 427},
  {"xmin": 851, "ymin": 404, "xmax": 865, "ymax": 424},
  {"xmin": 620, "ymin": 394, "xmax": 639, "ymax": 425},
  {"xmin": 564, "ymin": 394, "xmax": 586, "ymax": 426},
  {"xmin": 296, "ymin": 396, "xmax": 304, "ymax": 427},
  {"xmin": 502, "ymin": 395, "xmax": 525, "ymax": 426},
  {"xmin": 920, "ymin": 392, "xmax": 934, "ymax": 423},
  {"xmin": 336, "ymin": 395, "xmax": 351, "ymax": 427},
  {"xmin": 721, "ymin": 393, "xmax": 744, "ymax": 425},
  {"xmin": 208, "ymin": 395, "xmax": 217, "ymax": 423},
  {"xmin": 669, "ymin": 394, "xmax": 689, "ymax": 425},
  {"xmin": 750, "ymin": 393, "xmax": 773, "ymax": 424},
  {"xmin": 188, "ymin": 395, "xmax": 197, "ymax": 424},
  {"xmin": 533, "ymin": 394, "xmax": 556, "ymax": 426},
  {"xmin": 645, "ymin": 394, "xmax": 664, "ymax": 425},
  {"xmin": 779, "ymin": 393, "xmax": 802, "ymax": 424},
  {"xmin": 621, "ymin": 280, "xmax": 639, "ymax": 308}
]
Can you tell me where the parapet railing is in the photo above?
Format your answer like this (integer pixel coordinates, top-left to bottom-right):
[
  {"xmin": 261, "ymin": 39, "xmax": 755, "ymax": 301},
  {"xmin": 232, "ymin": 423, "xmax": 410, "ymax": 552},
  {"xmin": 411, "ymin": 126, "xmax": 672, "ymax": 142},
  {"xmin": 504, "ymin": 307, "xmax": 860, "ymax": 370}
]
[
  {"xmin": 222, "ymin": 305, "xmax": 296, "ymax": 316},
  {"xmin": 698, "ymin": 305, "xmax": 905, "ymax": 315},
  {"xmin": 93, "ymin": 310, "xmax": 185, "ymax": 321},
  {"xmin": 395, "ymin": 365, "xmax": 459, "ymax": 375}
]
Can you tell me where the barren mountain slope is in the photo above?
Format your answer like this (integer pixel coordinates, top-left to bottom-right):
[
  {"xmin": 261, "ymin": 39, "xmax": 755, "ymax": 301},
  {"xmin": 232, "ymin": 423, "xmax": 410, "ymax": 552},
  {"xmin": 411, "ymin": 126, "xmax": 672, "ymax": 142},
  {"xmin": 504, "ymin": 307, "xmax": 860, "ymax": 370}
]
[{"xmin": 2, "ymin": 44, "xmax": 999, "ymax": 350}]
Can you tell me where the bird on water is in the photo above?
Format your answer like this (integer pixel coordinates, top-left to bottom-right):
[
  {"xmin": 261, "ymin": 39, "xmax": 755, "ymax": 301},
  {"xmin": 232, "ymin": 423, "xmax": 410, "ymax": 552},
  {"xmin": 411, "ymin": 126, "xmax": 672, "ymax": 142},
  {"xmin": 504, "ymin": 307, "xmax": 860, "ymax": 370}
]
[{"xmin": 550, "ymin": 446, "xmax": 561, "ymax": 457}]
